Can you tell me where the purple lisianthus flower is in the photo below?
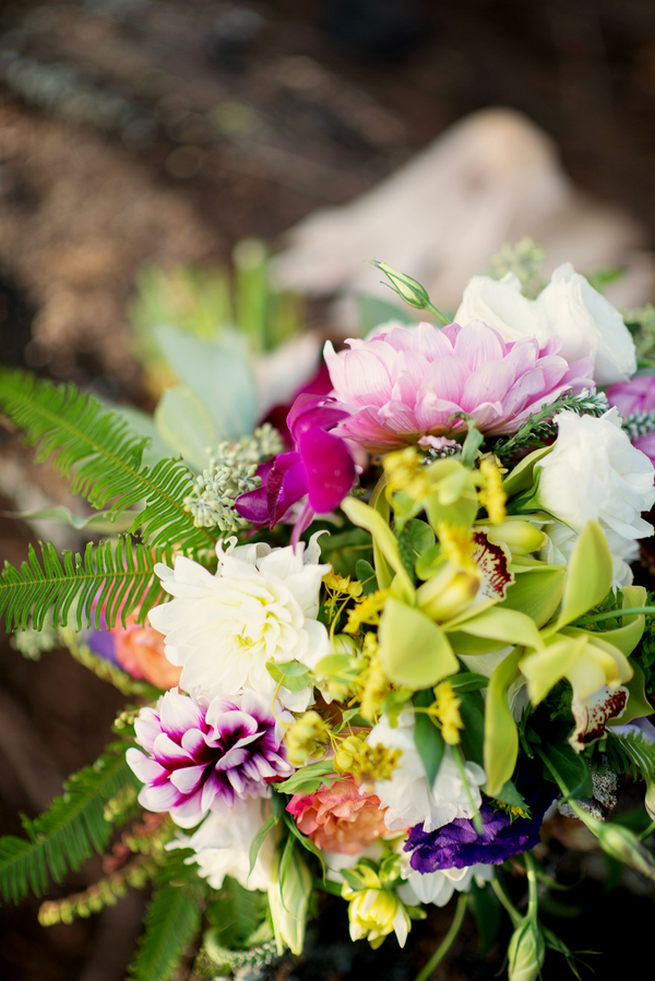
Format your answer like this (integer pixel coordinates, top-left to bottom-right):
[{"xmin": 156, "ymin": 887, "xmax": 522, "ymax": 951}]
[
  {"xmin": 235, "ymin": 391, "xmax": 357, "ymax": 537},
  {"xmin": 404, "ymin": 783, "xmax": 556, "ymax": 872},
  {"xmin": 607, "ymin": 373, "xmax": 655, "ymax": 464},
  {"xmin": 126, "ymin": 689, "xmax": 293, "ymax": 828}
]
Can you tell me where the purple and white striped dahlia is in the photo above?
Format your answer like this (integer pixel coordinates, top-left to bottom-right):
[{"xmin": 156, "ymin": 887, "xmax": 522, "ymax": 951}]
[{"xmin": 126, "ymin": 689, "xmax": 293, "ymax": 827}]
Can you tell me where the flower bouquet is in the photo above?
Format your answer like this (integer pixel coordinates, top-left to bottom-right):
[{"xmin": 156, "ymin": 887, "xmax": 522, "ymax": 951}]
[{"xmin": 1, "ymin": 242, "xmax": 655, "ymax": 980}]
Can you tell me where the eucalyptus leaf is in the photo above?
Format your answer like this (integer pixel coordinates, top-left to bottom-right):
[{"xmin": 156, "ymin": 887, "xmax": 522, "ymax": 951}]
[
  {"xmin": 154, "ymin": 386, "xmax": 222, "ymax": 470},
  {"xmin": 153, "ymin": 324, "xmax": 257, "ymax": 439}
]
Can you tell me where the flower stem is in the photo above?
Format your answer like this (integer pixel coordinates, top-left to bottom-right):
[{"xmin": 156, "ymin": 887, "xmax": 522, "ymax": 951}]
[
  {"xmin": 413, "ymin": 892, "xmax": 468, "ymax": 981},
  {"xmin": 576, "ymin": 605, "xmax": 655, "ymax": 626},
  {"xmin": 491, "ymin": 875, "xmax": 521, "ymax": 927},
  {"xmin": 425, "ymin": 300, "xmax": 451, "ymax": 326}
]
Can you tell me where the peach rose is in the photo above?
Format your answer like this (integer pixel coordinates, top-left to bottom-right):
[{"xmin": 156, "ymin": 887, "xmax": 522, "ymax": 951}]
[{"xmin": 287, "ymin": 777, "xmax": 389, "ymax": 855}]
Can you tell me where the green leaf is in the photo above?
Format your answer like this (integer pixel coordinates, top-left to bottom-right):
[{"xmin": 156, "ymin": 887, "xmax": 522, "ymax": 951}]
[
  {"xmin": 0, "ymin": 537, "xmax": 173, "ymax": 632},
  {"xmin": 484, "ymin": 647, "xmax": 522, "ymax": 796},
  {"xmin": 502, "ymin": 444, "xmax": 551, "ymax": 497},
  {"xmin": 154, "ymin": 386, "xmax": 221, "ymax": 470},
  {"xmin": 7, "ymin": 504, "xmax": 138, "ymax": 534},
  {"xmin": 413, "ymin": 691, "xmax": 445, "ymax": 787},
  {"xmin": 551, "ymin": 521, "xmax": 613, "ymax": 631},
  {"xmin": 379, "ymin": 598, "xmax": 458, "ymax": 688},
  {"xmin": 0, "ymin": 368, "xmax": 215, "ymax": 551},
  {"xmin": 153, "ymin": 325, "xmax": 257, "ymax": 439},
  {"xmin": 249, "ymin": 814, "xmax": 279, "ymax": 876},
  {"xmin": 540, "ymin": 742, "xmax": 592, "ymax": 799},
  {"xmin": 0, "ymin": 743, "xmax": 138, "ymax": 903},
  {"xmin": 275, "ymin": 761, "xmax": 337, "ymax": 796},
  {"xmin": 460, "ymin": 421, "xmax": 484, "ymax": 467},
  {"xmin": 127, "ymin": 857, "xmax": 204, "ymax": 981},
  {"xmin": 355, "ymin": 559, "xmax": 378, "ymax": 593},
  {"xmin": 265, "ymin": 660, "xmax": 313, "ymax": 692},
  {"xmin": 447, "ymin": 605, "xmax": 543, "ymax": 651}
]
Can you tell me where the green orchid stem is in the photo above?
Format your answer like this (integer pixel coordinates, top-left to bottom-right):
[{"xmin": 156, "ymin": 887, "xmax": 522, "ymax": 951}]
[
  {"xmin": 413, "ymin": 892, "xmax": 468, "ymax": 981},
  {"xmin": 577, "ymin": 605, "xmax": 655, "ymax": 626},
  {"xmin": 523, "ymin": 852, "xmax": 539, "ymax": 919},
  {"xmin": 425, "ymin": 300, "xmax": 450, "ymax": 327}
]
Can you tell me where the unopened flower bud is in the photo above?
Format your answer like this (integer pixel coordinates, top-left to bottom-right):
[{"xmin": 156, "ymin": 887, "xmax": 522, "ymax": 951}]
[
  {"xmin": 370, "ymin": 260, "xmax": 431, "ymax": 310},
  {"xmin": 507, "ymin": 916, "xmax": 545, "ymax": 981},
  {"xmin": 484, "ymin": 519, "xmax": 547, "ymax": 555},
  {"xmin": 586, "ymin": 817, "xmax": 655, "ymax": 882},
  {"xmin": 417, "ymin": 566, "xmax": 480, "ymax": 621}
]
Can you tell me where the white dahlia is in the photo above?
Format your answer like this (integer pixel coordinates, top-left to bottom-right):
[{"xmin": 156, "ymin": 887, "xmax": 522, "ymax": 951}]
[{"xmin": 148, "ymin": 533, "xmax": 331, "ymax": 711}]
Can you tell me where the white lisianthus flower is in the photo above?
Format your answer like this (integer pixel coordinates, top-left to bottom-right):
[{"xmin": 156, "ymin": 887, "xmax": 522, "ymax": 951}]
[
  {"xmin": 148, "ymin": 533, "xmax": 331, "ymax": 711},
  {"xmin": 398, "ymin": 862, "xmax": 493, "ymax": 907},
  {"xmin": 536, "ymin": 409, "xmax": 655, "ymax": 586},
  {"xmin": 365, "ymin": 713, "xmax": 485, "ymax": 832},
  {"xmin": 455, "ymin": 263, "xmax": 636, "ymax": 385},
  {"xmin": 454, "ymin": 272, "xmax": 550, "ymax": 344},
  {"xmin": 171, "ymin": 797, "xmax": 277, "ymax": 891},
  {"xmin": 537, "ymin": 263, "xmax": 636, "ymax": 384}
]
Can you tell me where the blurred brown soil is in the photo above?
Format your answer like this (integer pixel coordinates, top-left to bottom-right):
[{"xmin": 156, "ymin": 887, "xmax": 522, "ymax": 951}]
[{"xmin": 1, "ymin": 1, "xmax": 655, "ymax": 979}]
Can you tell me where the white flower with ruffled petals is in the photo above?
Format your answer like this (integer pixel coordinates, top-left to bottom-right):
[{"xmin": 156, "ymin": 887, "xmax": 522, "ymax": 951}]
[
  {"xmin": 148, "ymin": 533, "xmax": 331, "ymax": 711},
  {"xmin": 365, "ymin": 713, "xmax": 485, "ymax": 833}
]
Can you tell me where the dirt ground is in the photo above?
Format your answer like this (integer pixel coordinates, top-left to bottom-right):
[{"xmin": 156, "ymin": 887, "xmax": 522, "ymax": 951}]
[{"xmin": 2, "ymin": 1, "xmax": 655, "ymax": 979}]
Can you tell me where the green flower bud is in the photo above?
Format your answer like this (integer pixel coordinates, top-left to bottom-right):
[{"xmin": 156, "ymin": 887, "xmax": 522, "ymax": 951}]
[
  {"xmin": 370, "ymin": 260, "xmax": 431, "ymax": 310},
  {"xmin": 590, "ymin": 818, "xmax": 655, "ymax": 882},
  {"xmin": 507, "ymin": 916, "xmax": 545, "ymax": 981}
]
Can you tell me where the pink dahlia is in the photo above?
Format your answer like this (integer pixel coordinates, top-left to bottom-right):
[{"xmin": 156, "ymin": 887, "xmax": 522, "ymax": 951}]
[
  {"xmin": 324, "ymin": 321, "xmax": 593, "ymax": 452},
  {"xmin": 287, "ymin": 777, "xmax": 389, "ymax": 854},
  {"xmin": 126, "ymin": 689, "xmax": 292, "ymax": 827},
  {"xmin": 607, "ymin": 374, "xmax": 655, "ymax": 463}
]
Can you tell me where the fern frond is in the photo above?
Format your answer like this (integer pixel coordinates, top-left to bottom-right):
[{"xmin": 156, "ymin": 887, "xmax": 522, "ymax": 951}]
[
  {"xmin": 607, "ymin": 730, "xmax": 655, "ymax": 782},
  {"xmin": 0, "ymin": 743, "xmax": 138, "ymax": 903},
  {"xmin": 0, "ymin": 369, "xmax": 214, "ymax": 551},
  {"xmin": 127, "ymin": 856, "xmax": 205, "ymax": 981},
  {"xmin": 0, "ymin": 537, "xmax": 173, "ymax": 632}
]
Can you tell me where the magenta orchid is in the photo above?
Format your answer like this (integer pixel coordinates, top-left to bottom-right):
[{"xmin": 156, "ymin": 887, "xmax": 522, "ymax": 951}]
[{"xmin": 235, "ymin": 392, "xmax": 357, "ymax": 536}]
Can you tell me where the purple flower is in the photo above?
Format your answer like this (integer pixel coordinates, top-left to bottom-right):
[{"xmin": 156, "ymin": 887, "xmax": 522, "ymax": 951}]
[
  {"xmin": 404, "ymin": 783, "xmax": 555, "ymax": 872},
  {"xmin": 607, "ymin": 373, "xmax": 655, "ymax": 463},
  {"xmin": 126, "ymin": 689, "xmax": 293, "ymax": 827},
  {"xmin": 324, "ymin": 321, "xmax": 593, "ymax": 452},
  {"xmin": 235, "ymin": 392, "xmax": 357, "ymax": 535}
]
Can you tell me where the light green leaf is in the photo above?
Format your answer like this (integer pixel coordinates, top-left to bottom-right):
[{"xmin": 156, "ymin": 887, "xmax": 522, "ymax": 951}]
[
  {"xmin": 500, "ymin": 566, "xmax": 566, "ymax": 627},
  {"xmin": 8, "ymin": 505, "xmax": 138, "ymax": 534},
  {"xmin": 520, "ymin": 634, "xmax": 587, "ymax": 705},
  {"xmin": 446, "ymin": 606, "xmax": 543, "ymax": 650},
  {"xmin": 266, "ymin": 660, "xmax": 313, "ymax": 692},
  {"xmin": 413, "ymin": 691, "xmax": 444, "ymax": 787},
  {"xmin": 484, "ymin": 647, "xmax": 522, "ymax": 795},
  {"xmin": 502, "ymin": 444, "xmax": 551, "ymax": 497},
  {"xmin": 276, "ymin": 761, "xmax": 337, "ymax": 796},
  {"xmin": 356, "ymin": 294, "xmax": 415, "ymax": 333},
  {"xmin": 341, "ymin": 496, "xmax": 414, "ymax": 601},
  {"xmin": 154, "ymin": 386, "xmax": 222, "ymax": 470},
  {"xmin": 551, "ymin": 521, "xmax": 613, "ymax": 631},
  {"xmin": 153, "ymin": 325, "xmax": 257, "ymax": 439},
  {"xmin": 378, "ymin": 598, "xmax": 458, "ymax": 688},
  {"xmin": 248, "ymin": 814, "xmax": 279, "ymax": 876}
]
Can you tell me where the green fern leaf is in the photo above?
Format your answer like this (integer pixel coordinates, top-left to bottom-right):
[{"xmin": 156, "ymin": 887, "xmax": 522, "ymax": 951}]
[
  {"xmin": 127, "ymin": 857, "xmax": 205, "ymax": 981},
  {"xmin": 0, "ymin": 743, "xmax": 138, "ymax": 903},
  {"xmin": 607, "ymin": 729, "xmax": 655, "ymax": 782},
  {"xmin": 0, "ymin": 537, "xmax": 173, "ymax": 632},
  {"xmin": 0, "ymin": 368, "xmax": 215, "ymax": 551}
]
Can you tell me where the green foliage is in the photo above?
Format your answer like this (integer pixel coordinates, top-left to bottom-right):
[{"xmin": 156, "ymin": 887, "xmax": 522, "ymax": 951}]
[
  {"xmin": 0, "ymin": 537, "xmax": 173, "ymax": 632},
  {"xmin": 0, "ymin": 368, "xmax": 214, "ymax": 551},
  {"xmin": 0, "ymin": 743, "xmax": 138, "ymax": 903},
  {"xmin": 606, "ymin": 729, "xmax": 655, "ymax": 783},
  {"xmin": 495, "ymin": 391, "xmax": 610, "ymax": 463},
  {"xmin": 127, "ymin": 854, "xmax": 205, "ymax": 981}
]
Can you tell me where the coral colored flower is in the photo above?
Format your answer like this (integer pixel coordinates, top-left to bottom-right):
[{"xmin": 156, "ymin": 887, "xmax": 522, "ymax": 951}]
[
  {"xmin": 607, "ymin": 373, "xmax": 655, "ymax": 463},
  {"xmin": 287, "ymin": 777, "xmax": 389, "ymax": 854},
  {"xmin": 126, "ymin": 689, "xmax": 292, "ymax": 828},
  {"xmin": 324, "ymin": 321, "xmax": 592, "ymax": 452},
  {"xmin": 235, "ymin": 392, "xmax": 357, "ymax": 534},
  {"xmin": 113, "ymin": 616, "xmax": 181, "ymax": 690}
]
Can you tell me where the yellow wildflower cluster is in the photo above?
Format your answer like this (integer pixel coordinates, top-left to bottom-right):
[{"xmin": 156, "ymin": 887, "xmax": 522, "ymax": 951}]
[
  {"xmin": 430, "ymin": 680, "xmax": 463, "ymax": 745},
  {"xmin": 334, "ymin": 732, "xmax": 401, "ymax": 783},
  {"xmin": 284, "ymin": 710, "xmax": 331, "ymax": 766},
  {"xmin": 345, "ymin": 589, "xmax": 389, "ymax": 634},
  {"xmin": 359, "ymin": 655, "xmax": 393, "ymax": 723},
  {"xmin": 383, "ymin": 445, "xmax": 430, "ymax": 498},
  {"xmin": 477, "ymin": 455, "xmax": 507, "ymax": 524},
  {"xmin": 323, "ymin": 571, "xmax": 364, "ymax": 620}
]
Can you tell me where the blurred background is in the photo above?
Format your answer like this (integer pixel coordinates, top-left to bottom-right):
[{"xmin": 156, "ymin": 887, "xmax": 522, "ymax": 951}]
[{"xmin": 1, "ymin": 1, "xmax": 655, "ymax": 978}]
